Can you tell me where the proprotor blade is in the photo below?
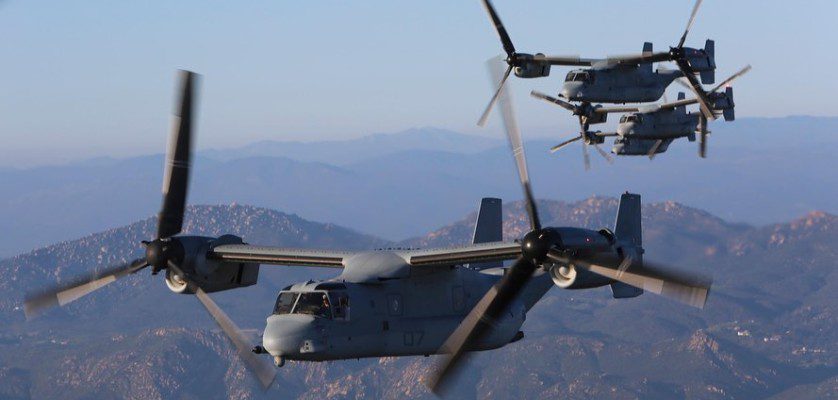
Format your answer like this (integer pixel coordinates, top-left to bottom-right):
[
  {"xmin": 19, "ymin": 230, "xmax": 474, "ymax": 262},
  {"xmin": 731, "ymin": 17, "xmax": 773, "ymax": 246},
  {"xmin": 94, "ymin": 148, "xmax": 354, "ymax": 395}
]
[
  {"xmin": 710, "ymin": 65, "xmax": 752, "ymax": 94},
  {"xmin": 23, "ymin": 258, "xmax": 147, "ymax": 319},
  {"xmin": 481, "ymin": 0, "xmax": 515, "ymax": 56},
  {"xmin": 166, "ymin": 262, "xmax": 277, "ymax": 389},
  {"xmin": 427, "ymin": 257, "xmax": 537, "ymax": 394},
  {"xmin": 490, "ymin": 59, "xmax": 541, "ymax": 231},
  {"xmin": 678, "ymin": 0, "xmax": 704, "ymax": 48},
  {"xmin": 530, "ymin": 90, "xmax": 576, "ymax": 112},
  {"xmin": 195, "ymin": 288, "xmax": 278, "ymax": 389},
  {"xmin": 699, "ymin": 115, "xmax": 708, "ymax": 158},
  {"xmin": 158, "ymin": 70, "xmax": 198, "ymax": 239},
  {"xmin": 547, "ymin": 252, "xmax": 712, "ymax": 309},
  {"xmin": 478, "ymin": 61, "xmax": 512, "ymax": 127},
  {"xmin": 676, "ymin": 59, "xmax": 715, "ymax": 121},
  {"xmin": 550, "ymin": 135, "xmax": 583, "ymax": 153}
]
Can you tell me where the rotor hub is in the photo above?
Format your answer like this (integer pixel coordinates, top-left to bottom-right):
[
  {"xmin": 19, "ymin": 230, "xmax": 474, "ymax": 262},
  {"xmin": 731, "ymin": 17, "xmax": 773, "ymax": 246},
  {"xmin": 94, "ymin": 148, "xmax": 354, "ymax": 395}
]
[
  {"xmin": 521, "ymin": 229, "xmax": 559, "ymax": 264},
  {"xmin": 144, "ymin": 238, "xmax": 184, "ymax": 273}
]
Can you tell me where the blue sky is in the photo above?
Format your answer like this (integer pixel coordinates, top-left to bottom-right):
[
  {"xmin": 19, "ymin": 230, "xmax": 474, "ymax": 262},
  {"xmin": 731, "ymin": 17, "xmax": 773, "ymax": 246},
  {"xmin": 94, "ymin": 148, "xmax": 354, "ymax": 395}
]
[{"xmin": 0, "ymin": 1, "xmax": 835, "ymax": 166}]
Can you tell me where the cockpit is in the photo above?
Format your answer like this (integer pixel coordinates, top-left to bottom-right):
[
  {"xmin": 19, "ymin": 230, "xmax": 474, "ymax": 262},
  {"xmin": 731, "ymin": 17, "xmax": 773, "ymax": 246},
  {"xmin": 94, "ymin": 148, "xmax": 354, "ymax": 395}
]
[
  {"xmin": 564, "ymin": 71, "xmax": 593, "ymax": 83},
  {"xmin": 619, "ymin": 114, "xmax": 642, "ymax": 124},
  {"xmin": 273, "ymin": 283, "xmax": 350, "ymax": 320}
]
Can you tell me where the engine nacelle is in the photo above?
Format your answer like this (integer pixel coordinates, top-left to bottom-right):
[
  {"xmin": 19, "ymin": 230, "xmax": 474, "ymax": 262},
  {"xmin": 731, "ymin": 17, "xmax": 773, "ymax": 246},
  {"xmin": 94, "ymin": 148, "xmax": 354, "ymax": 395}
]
[
  {"xmin": 164, "ymin": 235, "xmax": 260, "ymax": 294},
  {"xmin": 514, "ymin": 54, "xmax": 551, "ymax": 78}
]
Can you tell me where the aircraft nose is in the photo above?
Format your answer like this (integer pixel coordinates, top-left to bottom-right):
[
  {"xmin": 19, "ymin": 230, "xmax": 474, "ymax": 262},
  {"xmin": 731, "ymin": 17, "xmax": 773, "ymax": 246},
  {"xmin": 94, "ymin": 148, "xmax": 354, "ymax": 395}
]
[
  {"xmin": 559, "ymin": 87, "xmax": 572, "ymax": 99},
  {"xmin": 560, "ymin": 82, "xmax": 581, "ymax": 100},
  {"xmin": 262, "ymin": 314, "xmax": 322, "ymax": 356}
]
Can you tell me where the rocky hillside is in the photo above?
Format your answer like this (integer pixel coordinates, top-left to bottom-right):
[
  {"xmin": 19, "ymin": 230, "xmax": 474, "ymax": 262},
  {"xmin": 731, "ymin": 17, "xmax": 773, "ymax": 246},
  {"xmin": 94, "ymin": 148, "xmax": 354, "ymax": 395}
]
[{"xmin": 0, "ymin": 199, "xmax": 835, "ymax": 399}]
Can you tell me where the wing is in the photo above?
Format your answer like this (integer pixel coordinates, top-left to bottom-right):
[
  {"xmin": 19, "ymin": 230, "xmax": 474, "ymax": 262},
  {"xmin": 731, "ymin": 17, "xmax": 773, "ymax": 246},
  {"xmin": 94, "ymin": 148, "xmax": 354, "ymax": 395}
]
[
  {"xmin": 404, "ymin": 241, "xmax": 522, "ymax": 266},
  {"xmin": 210, "ymin": 244, "xmax": 352, "ymax": 268},
  {"xmin": 656, "ymin": 97, "xmax": 698, "ymax": 110},
  {"xmin": 533, "ymin": 54, "xmax": 600, "ymax": 66}
]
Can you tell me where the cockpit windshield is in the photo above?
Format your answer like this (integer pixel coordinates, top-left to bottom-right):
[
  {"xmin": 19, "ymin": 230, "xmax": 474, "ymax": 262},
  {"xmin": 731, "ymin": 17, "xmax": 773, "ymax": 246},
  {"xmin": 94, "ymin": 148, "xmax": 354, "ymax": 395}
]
[
  {"xmin": 273, "ymin": 291, "xmax": 333, "ymax": 319},
  {"xmin": 620, "ymin": 115, "xmax": 641, "ymax": 123},
  {"xmin": 273, "ymin": 292, "xmax": 298, "ymax": 315},
  {"xmin": 565, "ymin": 71, "xmax": 591, "ymax": 82},
  {"xmin": 293, "ymin": 292, "xmax": 332, "ymax": 318}
]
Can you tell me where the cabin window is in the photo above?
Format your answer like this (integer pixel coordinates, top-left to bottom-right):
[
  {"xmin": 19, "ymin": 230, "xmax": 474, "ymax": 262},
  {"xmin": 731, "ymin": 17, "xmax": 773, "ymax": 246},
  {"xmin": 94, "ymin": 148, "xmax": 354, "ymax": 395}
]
[
  {"xmin": 273, "ymin": 292, "xmax": 298, "ymax": 315},
  {"xmin": 292, "ymin": 292, "xmax": 333, "ymax": 319}
]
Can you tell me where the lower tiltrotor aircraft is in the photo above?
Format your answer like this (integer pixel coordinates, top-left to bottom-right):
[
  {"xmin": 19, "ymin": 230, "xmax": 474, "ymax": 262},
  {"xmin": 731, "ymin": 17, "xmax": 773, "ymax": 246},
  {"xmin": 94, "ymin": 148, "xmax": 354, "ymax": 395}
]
[{"xmin": 25, "ymin": 71, "xmax": 712, "ymax": 393}]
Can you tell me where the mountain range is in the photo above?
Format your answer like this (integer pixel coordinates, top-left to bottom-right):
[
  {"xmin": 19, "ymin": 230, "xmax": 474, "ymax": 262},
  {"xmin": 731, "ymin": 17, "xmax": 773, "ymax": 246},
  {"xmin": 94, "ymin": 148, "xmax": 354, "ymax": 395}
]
[
  {"xmin": 0, "ymin": 198, "xmax": 834, "ymax": 399},
  {"xmin": 0, "ymin": 116, "xmax": 835, "ymax": 258}
]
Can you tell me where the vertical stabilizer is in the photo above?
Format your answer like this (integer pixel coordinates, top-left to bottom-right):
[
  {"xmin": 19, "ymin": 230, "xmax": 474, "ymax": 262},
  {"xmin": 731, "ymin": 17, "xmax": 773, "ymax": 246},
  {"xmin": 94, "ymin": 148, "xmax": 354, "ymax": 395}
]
[
  {"xmin": 471, "ymin": 197, "xmax": 503, "ymax": 269},
  {"xmin": 641, "ymin": 42, "xmax": 653, "ymax": 73},
  {"xmin": 700, "ymin": 39, "xmax": 716, "ymax": 84},
  {"xmin": 611, "ymin": 192, "xmax": 644, "ymax": 298},
  {"xmin": 614, "ymin": 192, "xmax": 642, "ymax": 247}
]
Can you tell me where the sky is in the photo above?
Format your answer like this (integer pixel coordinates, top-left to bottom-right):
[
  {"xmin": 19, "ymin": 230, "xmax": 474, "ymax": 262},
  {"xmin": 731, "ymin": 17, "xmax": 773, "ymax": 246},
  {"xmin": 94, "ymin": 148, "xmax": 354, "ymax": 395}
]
[{"xmin": 0, "ymin": 0, "xmax": 836, "ymax": 166}]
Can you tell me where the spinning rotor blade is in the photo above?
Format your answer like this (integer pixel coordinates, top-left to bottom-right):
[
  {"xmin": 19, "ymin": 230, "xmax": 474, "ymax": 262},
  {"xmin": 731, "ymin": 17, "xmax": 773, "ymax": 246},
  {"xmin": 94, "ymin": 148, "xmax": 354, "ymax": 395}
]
[
  {"xmin": 710, "ymin": 64, "xmax": 752, "ymax": 93},
  {"xmin": 550, "ymin": 135, "xmax": 582, "ymax": 153},
  {"xmin": 547, "ymin": 252, "xmax": 711, "ymax": 309},
  {"xmin": 582, "ymin": 142, "xmax": 591, "ymax": 171},
  {"xmin": 195, "ymin": 288, "xmax": 278, "ymax": 389},
  {"xmin": 23, "ymin": 258, "xmax": 147, "ymax": 319},
  {"xmin": 166, "ymin": 263, "xmax": 277, "ymax": 389},
  {"xmin": 678, "ymin": 0, "xmax": 703, "ymax": 48},
  {"xmin": 676, "ymin": 60, "xmax": 715, "ymax": 121},
  {"xmin": 478, "ymin": 62, "xmax": 512, "ymax": 127},
  {"xmin": 647, "ymin": 139, "xmax": 664, "ymax": 160},
  {"xmin": 430, "ymin": 58, "xmax": 548, "ymax": 393},
  {"xmin": 481, "ymin": 0, "xmax": 515, "ymax": 56},
  {"xmin": 429, "ymin": 257, "xmax": 539, "ymax": 394},
  {"xmin": 699, "ymin": 115, "xmax": 708, "ymax": 158},
  {"xmin": 593, "ymin": 142, "xmax": 614, "ymax": 164},
  {"xmin": 490, "ymin": 60, "xmax": 541, "ymax": 231},
  {"xmin": 530, "ymin": 90, "xmax": 576, "ymax": 112},
  {"xmin": 158, "ymin": 70, "xmax": 197, "ymax": 239}
]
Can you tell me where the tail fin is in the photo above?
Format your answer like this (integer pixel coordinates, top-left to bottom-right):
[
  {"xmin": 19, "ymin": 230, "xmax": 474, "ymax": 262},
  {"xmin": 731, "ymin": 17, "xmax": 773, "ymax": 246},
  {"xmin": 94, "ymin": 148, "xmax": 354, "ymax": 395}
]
[
  {"xmin": 675, "ymin": 92, "xmax": 687, "ymax": 114},
  {"xmin": 699, "ymin": 39, "xmax": 715, "ymax": 84},
  {"xmin": 641, "ymin": 42, "xmax": 653, "ymax": 73},
  {"xmin": 611, "ymin": 192, "xmax": 644, "ymax": 298},
  {"xmin": 471, "ymin": 197, "xmax": 503, "ymax": 269},
  {"xmin": 722, "ymin": 86, "xmax": 735, "ymax": 121},
  {"xmin": 614, "ymin": 192, "xmax": 642, "ymax": 247}
]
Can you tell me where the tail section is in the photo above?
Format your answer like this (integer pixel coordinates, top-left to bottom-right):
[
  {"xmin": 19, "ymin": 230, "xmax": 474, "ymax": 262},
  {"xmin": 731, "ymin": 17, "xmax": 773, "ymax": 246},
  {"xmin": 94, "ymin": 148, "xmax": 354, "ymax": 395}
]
[
  {"xmin": 640, "ymin": 42, "xmax": 653, "ymax": 73},
  {"xmin": 722, "ymin": 87, "xmax": 735, "ymax": 121},
  {"xmin": 614, "ymin": 192, "xmax": 642, "ymax": 248},
  {"xmin": 699, "ymin": 39, "xmax": 715, "ymax": 84},
  {"xmin": 471, "ymin": 197, "xmax": 503, "ymax": 269},
  {"xmin": 611, "ymin": 192, "xmax": 644, "ymax": 298},
  {"xmin": 675, "ymin": 91, "xmax": 687, "ymax": 115}
]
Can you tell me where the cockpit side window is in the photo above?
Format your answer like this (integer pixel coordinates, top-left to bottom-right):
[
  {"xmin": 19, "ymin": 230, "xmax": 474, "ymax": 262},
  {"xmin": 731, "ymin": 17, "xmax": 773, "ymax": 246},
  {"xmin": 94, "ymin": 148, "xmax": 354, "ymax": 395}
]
[
  {"xmin": 292, "ymin": 292, "xmax": 333, "ymax": 319},
  {"xmin": 565, "ymin": 72, "xmax": 575, "ymax": 82},
  {"xmin": 330, "ymin": 292, "xmax": 350, "ymax": 320},
  {"xmin": 273, "ymin": 292, "xmax": 298, "ymax": 315}
]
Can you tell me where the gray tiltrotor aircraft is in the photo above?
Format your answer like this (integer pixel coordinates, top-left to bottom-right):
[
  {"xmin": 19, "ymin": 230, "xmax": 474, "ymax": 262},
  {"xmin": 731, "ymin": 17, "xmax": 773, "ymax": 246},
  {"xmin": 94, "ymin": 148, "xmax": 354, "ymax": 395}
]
[
  {"xmin": 533, "ymin": 65, "xmax": 751, "ymax": 161},
  {"xmin": 24, "ymin": 71, "xmax": 712, "ymax": 393},
  {"xmin": 478, "ymin": 0, "xmax": 717, "ymax": 126}
]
